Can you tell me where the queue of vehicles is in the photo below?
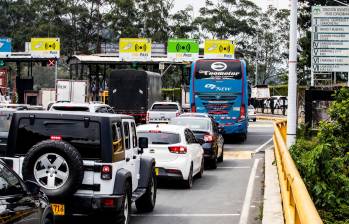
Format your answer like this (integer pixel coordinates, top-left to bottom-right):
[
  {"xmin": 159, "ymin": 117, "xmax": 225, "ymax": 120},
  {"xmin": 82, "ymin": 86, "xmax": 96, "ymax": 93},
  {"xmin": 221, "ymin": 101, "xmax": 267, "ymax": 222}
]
[{"xmin": 0, "ymin": 59, "xmax": 256, "ymax": 224}]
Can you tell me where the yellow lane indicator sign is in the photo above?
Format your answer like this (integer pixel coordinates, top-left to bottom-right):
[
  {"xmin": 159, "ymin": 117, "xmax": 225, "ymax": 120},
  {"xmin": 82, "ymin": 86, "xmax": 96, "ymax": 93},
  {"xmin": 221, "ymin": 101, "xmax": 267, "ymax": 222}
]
[
  {"xmin": 204, "ymin": 40, "xmax": 235, "ymax": 59},
  {"xmin": 31, "ymin": 38, "xmax": 60, "ymax": 51}
]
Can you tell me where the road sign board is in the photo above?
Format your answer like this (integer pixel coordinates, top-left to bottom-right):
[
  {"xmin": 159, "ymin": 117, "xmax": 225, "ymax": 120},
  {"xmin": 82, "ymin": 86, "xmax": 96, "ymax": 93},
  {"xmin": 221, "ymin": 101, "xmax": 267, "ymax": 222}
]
[
  {"xmin": 0, "ymin": 38, "xmax": 11, "ymax": 57},
  {"xmin": 313, "ymin": 57, "xmax": 349, "ymax": 65},
  {"xmin": 313, "ymin": 18, "xmax": 349, "ymax": 26},
  {"xmin": 314, "ymin": 33, "xmax": 349, "ymax": 41},
  {"xmin": 311, "ymin": 6, "xmax": 349, "ymax": 73},
  {"xmin": 119, "ymin": 38, "xmax": 151, "ymax": 61},
  {"xmin": 313, "ymin": 41, "xmax": 349, "ymax": 49},
  {"xmin": 313, "ymin": 64, "xmax": 349, "ymax": 72},
  {"xmin": 204, "ymin": 40, "xmax": 235, "ymax": 59},
  {"xmin": 30, "ymin": 38, "xmax": 60, "ymax": 58},
  {"xmin": 312, "ymin": 6, "xmax": 349, "ymax": 18},
  {"xmin": 313, "ymin": 26, "xmax": 349, "ymax": 33},
  {"xmin": 313, "ymin": 49, "xmax": 349, "ymax": 57},
  {"xmin": 167, "ymin": 39, "xmax": 199, "ymax": 62}
]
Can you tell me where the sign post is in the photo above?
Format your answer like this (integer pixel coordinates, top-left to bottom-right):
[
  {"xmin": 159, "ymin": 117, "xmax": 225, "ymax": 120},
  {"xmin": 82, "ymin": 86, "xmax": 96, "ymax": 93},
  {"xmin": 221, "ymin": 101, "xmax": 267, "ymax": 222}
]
[
  {"xmin": 119, "ymin": 38, "xmax": 152, "ymax": 61},
  {"xmin": 30, "ymin": 38, "xmax": 60, "ymax": 58},
  {"xmin": 204, "ymin": 40, "xmax": 235, "ymax": 59},
  {"xmin": 311, "ymin": 6, "xmax": 349, "ymax": 85},
  {"xmin": 0, "ymin": 38, "xmax": 11, "ymax": 58},
  {"xmin": 167, "ymin": 39, "xmax": 199, "ymax": 62}
]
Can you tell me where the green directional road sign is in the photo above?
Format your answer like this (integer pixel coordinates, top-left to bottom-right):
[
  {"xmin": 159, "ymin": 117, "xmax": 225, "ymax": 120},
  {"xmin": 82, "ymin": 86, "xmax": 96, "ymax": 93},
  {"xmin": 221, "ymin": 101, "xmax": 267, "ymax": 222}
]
[{"xmin": 167, "ymin": 39, "xmax": 199, "ymax": 62}]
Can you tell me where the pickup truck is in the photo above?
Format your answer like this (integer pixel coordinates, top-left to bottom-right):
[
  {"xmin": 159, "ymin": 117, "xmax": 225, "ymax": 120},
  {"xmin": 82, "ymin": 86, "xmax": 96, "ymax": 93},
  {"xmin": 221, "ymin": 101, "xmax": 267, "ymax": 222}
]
[{"xmin": 147, "ymin": 102, "xmax": 181, "ymax": 123}]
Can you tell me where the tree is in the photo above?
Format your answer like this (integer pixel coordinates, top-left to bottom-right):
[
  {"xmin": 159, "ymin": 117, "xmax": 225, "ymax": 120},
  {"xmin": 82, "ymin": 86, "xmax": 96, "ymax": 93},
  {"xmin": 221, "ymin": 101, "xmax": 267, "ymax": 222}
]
[{"xmin": 170, "ymin": 6, "xmax": 197, "ymax": 38}]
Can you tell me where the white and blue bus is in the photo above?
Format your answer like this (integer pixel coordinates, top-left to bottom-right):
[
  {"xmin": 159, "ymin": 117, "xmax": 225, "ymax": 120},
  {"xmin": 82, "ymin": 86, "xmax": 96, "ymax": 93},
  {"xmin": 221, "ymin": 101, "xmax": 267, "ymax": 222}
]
[{"xmin": 189, "ymin": 59, "xmax": 248, "ymax": 139}]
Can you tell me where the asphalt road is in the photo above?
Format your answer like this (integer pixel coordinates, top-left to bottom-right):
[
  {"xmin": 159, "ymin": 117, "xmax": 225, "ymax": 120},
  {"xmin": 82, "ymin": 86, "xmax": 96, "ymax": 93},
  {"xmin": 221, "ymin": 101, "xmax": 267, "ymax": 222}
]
[{"xmin": 131, "ymin": 120, "xmax": 274, "ymax": 224}]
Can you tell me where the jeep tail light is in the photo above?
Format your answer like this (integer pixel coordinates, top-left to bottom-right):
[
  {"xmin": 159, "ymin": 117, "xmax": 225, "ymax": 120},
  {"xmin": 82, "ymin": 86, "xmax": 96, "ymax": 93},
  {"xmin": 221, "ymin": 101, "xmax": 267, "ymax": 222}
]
[
  {"xmin": 168, "ymin": 146, "xmax": 187, "ymax": 154},
  {"xmin": 101, "ymin": 198, "xmax": 115, "ymax": 208},
  {"xmin": 50, "ymin": 135, "xmax": 62, "ymax": 141},
  {"xmin": 101, "ymin": 165, "xmax": 112, "ymax": 180},
  {"xmin": 204, "ymin": 135, "xmax": 213, "ymax": 142}
]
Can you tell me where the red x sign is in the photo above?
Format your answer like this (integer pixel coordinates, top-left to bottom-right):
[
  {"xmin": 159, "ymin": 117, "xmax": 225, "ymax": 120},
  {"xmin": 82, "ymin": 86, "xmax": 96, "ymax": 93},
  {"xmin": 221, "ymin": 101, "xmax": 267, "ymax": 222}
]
[{"xmin": 48, "ymin": 59, "xmax": 55, "ymax": 66}]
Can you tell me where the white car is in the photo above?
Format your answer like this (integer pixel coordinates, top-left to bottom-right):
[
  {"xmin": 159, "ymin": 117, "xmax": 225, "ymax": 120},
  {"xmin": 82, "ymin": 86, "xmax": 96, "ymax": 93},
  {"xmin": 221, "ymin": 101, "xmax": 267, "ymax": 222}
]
[
  {"xmin": 147, "ymin": 102, "xmax": 181, "ymax": 123},
  {"xmin": 49, "ymin": 102, "xmax": 114, "ymax": 113},
  {"xmin": 248, "ymin": 105, "xmax": 257, "ymax": 122},
  {"xmin": 137, "ymin": 124, "xmax": 204, "ymax": 188}
]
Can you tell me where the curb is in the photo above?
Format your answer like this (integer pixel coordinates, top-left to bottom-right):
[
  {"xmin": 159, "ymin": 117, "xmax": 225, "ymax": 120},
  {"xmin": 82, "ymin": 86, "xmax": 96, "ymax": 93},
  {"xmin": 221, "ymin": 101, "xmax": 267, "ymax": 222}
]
[
  {"xmin": 257, "ymin": 116, "xmax": 286, "ymax": 121},
  {"xmin": 262, "ymin": 148, "xmax": 284, "ymax": 224}
]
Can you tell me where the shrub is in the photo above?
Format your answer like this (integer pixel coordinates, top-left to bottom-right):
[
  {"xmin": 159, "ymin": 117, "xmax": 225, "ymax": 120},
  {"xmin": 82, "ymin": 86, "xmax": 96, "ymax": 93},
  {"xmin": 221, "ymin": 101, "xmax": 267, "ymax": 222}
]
[{"xmin": 290, "ymin": 88, "xmax": 349, "ymax": 224}]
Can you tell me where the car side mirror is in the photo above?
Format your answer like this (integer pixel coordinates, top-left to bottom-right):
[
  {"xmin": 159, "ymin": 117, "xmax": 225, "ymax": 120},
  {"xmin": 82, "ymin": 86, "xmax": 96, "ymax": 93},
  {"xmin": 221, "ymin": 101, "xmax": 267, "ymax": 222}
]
[
  {"xmin": 138, "ymin": 137, "xmax": 148, "ymax": 154},
  {"xmin": 197, "ymin": 138, "xmax": 205, "ymax": 145},
  {"xmin": 25, "ymin": 180, "xmax": 41, "ymax": 195}
]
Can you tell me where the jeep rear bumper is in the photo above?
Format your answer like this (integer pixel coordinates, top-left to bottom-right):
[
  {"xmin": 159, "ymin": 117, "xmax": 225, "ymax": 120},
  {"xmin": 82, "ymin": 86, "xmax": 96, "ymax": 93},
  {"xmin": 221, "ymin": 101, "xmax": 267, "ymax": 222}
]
[{"xmin": 55, "ymin": 194, "xmax": 124, "ymax": 216}]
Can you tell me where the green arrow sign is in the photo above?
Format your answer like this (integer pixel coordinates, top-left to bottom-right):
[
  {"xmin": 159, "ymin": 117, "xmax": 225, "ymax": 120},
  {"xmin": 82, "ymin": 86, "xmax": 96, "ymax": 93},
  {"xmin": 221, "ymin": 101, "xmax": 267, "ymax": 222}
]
[
  {"xmin": 168, "ymin": 39, "xmax": 199, "ymax": 53},
  {"xmin": 167, "ymin": 39, "xmax": 199, "ymax": 61}
]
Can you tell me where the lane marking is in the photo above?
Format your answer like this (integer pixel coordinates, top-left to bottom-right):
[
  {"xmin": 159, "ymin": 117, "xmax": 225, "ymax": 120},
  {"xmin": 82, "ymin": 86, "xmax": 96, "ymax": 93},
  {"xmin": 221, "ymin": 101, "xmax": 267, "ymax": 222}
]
[
  {"xmin": 224, "ymin": 151, "xmax": 253, "ymax": 160},
  {"xmin": 131, "ymin": 213, "xmax": 240, "ymax": 217},
  {"xmin": 217, "ymin": 166, "xmax": 250, "ymax": 169},
  {"xmin": 238, "ymin": 159, "xmax": 260, "ymax": 224},
  {"xmin": 254, "ymin": 138, "xmax": 273, "ymax": 153}
]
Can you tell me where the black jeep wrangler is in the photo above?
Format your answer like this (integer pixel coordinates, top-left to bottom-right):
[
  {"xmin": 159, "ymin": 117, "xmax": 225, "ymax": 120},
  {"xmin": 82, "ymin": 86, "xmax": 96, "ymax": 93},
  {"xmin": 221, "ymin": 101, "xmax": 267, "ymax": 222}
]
[{"xmin": 1, "ymin": 111, "xmax": 156, "ymax": 224}]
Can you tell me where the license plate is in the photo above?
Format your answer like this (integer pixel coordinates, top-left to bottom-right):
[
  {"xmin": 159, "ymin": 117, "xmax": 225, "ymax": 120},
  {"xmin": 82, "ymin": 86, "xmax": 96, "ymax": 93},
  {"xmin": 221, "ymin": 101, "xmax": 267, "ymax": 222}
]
[
  {"xmin": 51, "ymin": 204, "xmax": 65, "ymax": 216},
  {"xmin": 155, "ymin": 168, "xmax": 159, "ymax": 176}
]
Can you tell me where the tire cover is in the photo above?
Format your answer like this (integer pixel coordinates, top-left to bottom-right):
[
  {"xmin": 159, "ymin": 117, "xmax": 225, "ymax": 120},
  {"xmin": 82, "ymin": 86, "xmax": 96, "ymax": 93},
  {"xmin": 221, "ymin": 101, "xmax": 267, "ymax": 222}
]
[{"xmin": 22, "ymin": 140, "xmax": 84, "ymax": 198}]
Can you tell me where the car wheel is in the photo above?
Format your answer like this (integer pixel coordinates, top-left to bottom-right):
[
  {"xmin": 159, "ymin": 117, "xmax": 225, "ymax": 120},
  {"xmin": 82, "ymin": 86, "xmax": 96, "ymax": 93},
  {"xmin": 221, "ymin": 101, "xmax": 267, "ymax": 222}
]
[
  {"xmin": 41, "ymin": 207, "xmax": 53, "ymax": 224},
  {"xmin": 135, "ymin": 166, "xmax": 157, "ymax": 213},
  {"xmin": 196, "ymin": 158, "xmax": 204, "ymax": 178},
  {"xmin": 217, "ymin": 146, "xmax": 224, "ymax": 163},
  {"xmin": 183, "ymin": 164, "xmax": 193, "ymax": 189},
  {"xmin": 210, "ymin": 155, "xmax": 217, "ymax": 169},
  {"xmin": 22, "ymin": 140, "xmax": 84, "ymax": 198},
  {"xmin": 114, "ymin": 181, "xmax": 131, "ymax": 224}
]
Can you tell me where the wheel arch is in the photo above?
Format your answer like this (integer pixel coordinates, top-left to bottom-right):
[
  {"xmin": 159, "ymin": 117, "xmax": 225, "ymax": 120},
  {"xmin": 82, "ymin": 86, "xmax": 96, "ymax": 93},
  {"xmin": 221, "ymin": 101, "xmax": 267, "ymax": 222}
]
[
  {"xmin": 113, "ymin": 168, "xmax": 132, "ymax": 195},
  {"xmin": 137, "ymin": 157, "xmax": 155, "ymax": 189}
]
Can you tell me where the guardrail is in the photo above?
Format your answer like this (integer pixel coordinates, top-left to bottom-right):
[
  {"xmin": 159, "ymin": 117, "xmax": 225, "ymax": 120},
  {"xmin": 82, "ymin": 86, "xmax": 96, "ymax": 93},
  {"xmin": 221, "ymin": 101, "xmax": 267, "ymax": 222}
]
[{"xmin": 273, "ymin": 120, "xmax": 323, "ymax": 224}]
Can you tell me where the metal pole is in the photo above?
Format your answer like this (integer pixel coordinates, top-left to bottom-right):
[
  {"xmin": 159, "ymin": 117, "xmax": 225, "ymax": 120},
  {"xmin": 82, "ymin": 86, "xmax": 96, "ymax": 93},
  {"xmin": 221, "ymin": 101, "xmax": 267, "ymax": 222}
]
[
  {"xmin": 55, "ymin": 59, "xmax": 58, "ymax": 91},
  {"xmin": 287, "ymin": 0, "xmax": 298, "ymax": 148},
  {"xmin": 255, "ymin": 34, "xmax": 259, "ymax": 86}
]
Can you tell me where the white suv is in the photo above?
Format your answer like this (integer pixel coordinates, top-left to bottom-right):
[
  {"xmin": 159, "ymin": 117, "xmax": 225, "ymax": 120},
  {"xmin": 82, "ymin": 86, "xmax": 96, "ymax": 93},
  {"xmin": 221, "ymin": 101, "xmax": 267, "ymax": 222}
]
[
  {"xmin": 2, "ymin": 111, "xmax": 156, "ymax": 223},
  {"xmin": 137, "ymin": 124, "xmax": 204, "ymax": 188},
  {"xmin": 49, "ymin": 102, "xmax": 114, "ymax": 113}
]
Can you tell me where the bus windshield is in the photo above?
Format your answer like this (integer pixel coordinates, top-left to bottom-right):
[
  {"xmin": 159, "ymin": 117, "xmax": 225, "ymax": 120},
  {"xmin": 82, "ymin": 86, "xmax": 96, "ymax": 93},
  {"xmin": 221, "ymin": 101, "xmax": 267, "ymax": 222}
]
[{"xmin": 195, "ymin": 61, "xmax": 242, "ymax": 80}]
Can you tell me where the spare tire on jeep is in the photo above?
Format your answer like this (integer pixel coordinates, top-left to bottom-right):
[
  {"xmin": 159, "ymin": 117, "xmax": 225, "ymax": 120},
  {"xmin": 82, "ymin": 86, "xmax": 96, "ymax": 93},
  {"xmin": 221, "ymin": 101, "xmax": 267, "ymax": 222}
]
[{"xmin": 22, "ymin": 140, "xmax": 84, "ymax": 198}]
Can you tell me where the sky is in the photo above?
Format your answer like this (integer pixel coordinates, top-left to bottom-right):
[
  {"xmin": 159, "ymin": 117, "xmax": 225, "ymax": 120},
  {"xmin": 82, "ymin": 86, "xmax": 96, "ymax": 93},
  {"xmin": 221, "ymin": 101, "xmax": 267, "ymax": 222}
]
[{"xmin": 171, "ymin": 0, "xmax": 290, "ymax": 16}]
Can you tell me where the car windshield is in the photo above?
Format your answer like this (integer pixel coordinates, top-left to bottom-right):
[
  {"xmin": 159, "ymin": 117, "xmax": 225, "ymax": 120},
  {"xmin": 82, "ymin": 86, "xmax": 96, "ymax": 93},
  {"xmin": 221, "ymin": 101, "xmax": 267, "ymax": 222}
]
[
  {"xmin": 137, "ymin": 132, "xmax": 180, "ymax": 145},
  {"xmin": 52, "ymin": 106, "xmax": 89, "ymax": 112},
  {"xmin": 248, "ymin": 105, "xmax": 254, "ymax": 109},
  {"xmin": 151, "ymin": 104, "xmax": 178, "ymax": 111},
  {"xmin": 171, "ymin": 118, "xmax": 210, "ymax": 131}
]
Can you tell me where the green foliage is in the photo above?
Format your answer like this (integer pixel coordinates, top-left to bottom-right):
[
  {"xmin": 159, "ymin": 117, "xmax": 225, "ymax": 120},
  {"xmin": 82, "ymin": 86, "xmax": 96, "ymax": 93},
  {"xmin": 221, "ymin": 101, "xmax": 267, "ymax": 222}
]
[{"xmin": 290, "ymin": 88, "xmax": 349, "ymax": 224}]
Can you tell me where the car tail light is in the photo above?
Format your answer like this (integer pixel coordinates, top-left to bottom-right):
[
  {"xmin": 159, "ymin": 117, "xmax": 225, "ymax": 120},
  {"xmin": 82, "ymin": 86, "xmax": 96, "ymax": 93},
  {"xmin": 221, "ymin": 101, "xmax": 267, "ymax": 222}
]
[
  {"xmin": 101, "ymin": 165, "xmax": 112, "ymax": 180},
  {"xmin": 204, "ymin": 135, "xmax": 214, "ymax": 142},
  {"xmin": 176, "ymin": 112, "xmax": 180, "ymax": 117},
  {"xmin": 101, "ymin": 198, "xmax": 115, "ymax": 207},
  {"xmin": 168, "ymin": 146, "xmax": 187, "ymax": 154},
  {"xmin": 239, "ymin": 105, "xmax": 246, "ymax": 120},
  {"xmin": 50, "ymin": 135, "xmax": 62, "ymax": 141}
]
